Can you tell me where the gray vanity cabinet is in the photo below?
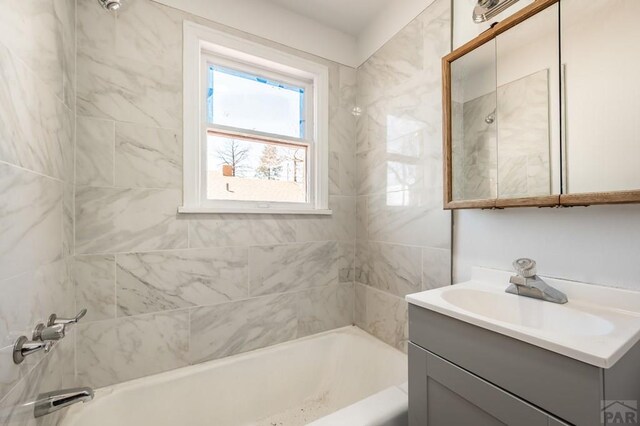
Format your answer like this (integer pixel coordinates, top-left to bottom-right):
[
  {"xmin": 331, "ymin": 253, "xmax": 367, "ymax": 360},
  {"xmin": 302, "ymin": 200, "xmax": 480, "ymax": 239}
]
[
  {"xmin": 408, "ymin": 305, "xmax": 640, "ymax": 426},
  {"xmin": 548, "ymin": 419, "xmax": 570, "ymax": 426},
  {"xmin": 409, "ymin": 344, "xmax": 566, "ymax": 426}
]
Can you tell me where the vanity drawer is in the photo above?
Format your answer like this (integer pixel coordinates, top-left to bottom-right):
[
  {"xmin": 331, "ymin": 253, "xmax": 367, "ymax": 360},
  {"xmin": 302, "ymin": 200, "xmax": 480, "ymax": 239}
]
[
  {"xmin": 409, "ymin": 343, "xmax": 563, "ymax": 426},
  {"xmin": 409, "ymin": 305, "xmax": 603, "ymax": 426}
]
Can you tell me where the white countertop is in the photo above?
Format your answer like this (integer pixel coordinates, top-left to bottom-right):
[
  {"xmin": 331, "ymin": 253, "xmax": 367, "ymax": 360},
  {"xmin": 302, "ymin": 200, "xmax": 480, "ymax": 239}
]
[{"xmin": 406, "ymin": 267, "xmax": 640, "ymax": 368}]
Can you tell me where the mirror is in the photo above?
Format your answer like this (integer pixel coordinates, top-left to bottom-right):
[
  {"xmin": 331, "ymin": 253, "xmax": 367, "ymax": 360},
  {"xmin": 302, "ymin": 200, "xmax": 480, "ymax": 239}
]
[
  {"xmin": 561, "ymin": 0, "xmax": 640, "ymax": 196},
  {"xmin": 451, "ymin": 40, "xmax": 497, "ymax": 203},
  {"xmin": 446, "ymin": 1, "xmax": 560, "ymax": 208},
  {"xmin": 495, "ymin": 3, "xmax": 560, "ymax": 200},
  {"xmin": 445, "ymin": 0, "xmax": 640, "ymax": 209}
]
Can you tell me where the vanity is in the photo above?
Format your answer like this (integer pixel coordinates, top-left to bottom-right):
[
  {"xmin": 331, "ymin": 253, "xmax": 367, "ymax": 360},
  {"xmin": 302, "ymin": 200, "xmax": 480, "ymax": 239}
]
[
  {"xmin": 406, "ymin": 268, "xmax": 640, "ymax": 425},
  {"xmin": 407, "ymin": 0, "xmax": 640, "ymax": 422}
]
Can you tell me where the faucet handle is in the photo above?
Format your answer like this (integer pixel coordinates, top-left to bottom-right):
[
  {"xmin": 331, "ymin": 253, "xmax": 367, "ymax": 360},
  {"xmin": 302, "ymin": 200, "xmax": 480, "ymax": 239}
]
[
  {"xmin": 13, "ymin": 336, "xmax": 52, "ymax": 364},
  {"xmin": 513, "ymin": 258, "xmax": 537, "ymax": 278},
  {"xmin": 33, "ymin": 323, "xmax": 66, "ymax": 342},
  {"xmin": 47, "ymin": 309, "xmax": 87, "ymax": 327}
]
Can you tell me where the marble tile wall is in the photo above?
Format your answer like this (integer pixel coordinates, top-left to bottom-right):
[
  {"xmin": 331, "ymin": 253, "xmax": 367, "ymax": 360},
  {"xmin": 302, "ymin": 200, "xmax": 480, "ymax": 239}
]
[
  {"xmin": 355, "ymin": 0, "xmax": 453, "ymax": 351},
  {"xmin": 72, "ymin": 0, "xmax": 357, "ymax": 389},
  {"xmin": 1, "ymin": 0, "xmax": 452, "ymax": 411},
  {"xmin": 0, "ymin": 0, "xmax": 77, "ymax": 424}
]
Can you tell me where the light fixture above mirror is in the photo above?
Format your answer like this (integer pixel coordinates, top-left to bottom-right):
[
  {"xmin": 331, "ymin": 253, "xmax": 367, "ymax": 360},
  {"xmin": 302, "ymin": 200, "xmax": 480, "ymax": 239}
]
[{"xmin": 473, "ymin": 0, "xmax": 521, "ymax": 23}]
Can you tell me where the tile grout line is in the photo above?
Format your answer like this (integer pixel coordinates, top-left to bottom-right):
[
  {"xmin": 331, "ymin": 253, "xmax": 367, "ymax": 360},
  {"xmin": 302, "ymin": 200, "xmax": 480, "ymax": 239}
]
[
  {"xmin": 112, "ymin": 120, "xmax": 116, "ymax": 188},
  {"xmin": 113, "ymin": 254, "xmax": 118, "ymax": 321},
  {"xmin": 73, "ymin": 4, "xmax": 78, "ymax": 387},
  {"xmin": 0, "ymin": 159, "xmax": 66, "ymax": 184},
  {"xmin": 84, "ymin": 281, "xmax": 351, "ymax": 326},
  {"xmin": 75, "ymin": 239, "xmax": 345, "ymax": 257},
  {"xmin": 187, "ymin": 308, "xmax": 192, "ymax": 366}
]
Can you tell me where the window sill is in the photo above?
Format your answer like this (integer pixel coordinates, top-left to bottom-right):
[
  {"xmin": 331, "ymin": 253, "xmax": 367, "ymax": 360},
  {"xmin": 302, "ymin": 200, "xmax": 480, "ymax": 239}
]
[{"xmin": 177, "ymin": 206, "xmax": 333, "ymax": 215}]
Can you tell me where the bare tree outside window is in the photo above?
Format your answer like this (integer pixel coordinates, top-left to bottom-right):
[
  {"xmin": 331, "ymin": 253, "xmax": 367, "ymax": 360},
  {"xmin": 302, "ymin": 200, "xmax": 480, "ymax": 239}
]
[
  {"xmin": 255, "ymin": 145, "xmax": 283, "ymax": 180},
  {"xmin": 283, "ymin": 148, "xmax": 305, "ymax": 183},
  {"xmin": 215, "ymin": 138, "xmax": 250, "ymax": 177}
]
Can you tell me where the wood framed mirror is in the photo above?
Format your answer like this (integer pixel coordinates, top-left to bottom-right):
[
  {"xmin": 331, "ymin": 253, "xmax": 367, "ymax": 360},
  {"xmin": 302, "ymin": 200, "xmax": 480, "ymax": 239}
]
[
  {"xmin": 558, "ymin": 0, "xmax": 640, "ymax": 206},
  {"xmin": 443, "ymin": 0, "xmax": 640, "ymax": 210},
  {"xmin": 443, "ymin": 0, "xmax": 560, "ymax": 210}
]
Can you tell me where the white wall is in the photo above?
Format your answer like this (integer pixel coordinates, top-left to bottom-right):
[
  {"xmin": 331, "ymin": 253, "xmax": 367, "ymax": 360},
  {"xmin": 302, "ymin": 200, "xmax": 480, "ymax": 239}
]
[
  {"xmin": 151, "ymin": 0, "xmax": 358, "ymax": 66},
  {"xmin": 453, "ymin": 1, "xmax": 640, "ymax": 291},
  {"xmin": 152, "ymin": 0, "xmax": 438, "ymax": 68},
  {"xmin": 454, "ymin": 205, "xmax": 640, "ymax": 290}
]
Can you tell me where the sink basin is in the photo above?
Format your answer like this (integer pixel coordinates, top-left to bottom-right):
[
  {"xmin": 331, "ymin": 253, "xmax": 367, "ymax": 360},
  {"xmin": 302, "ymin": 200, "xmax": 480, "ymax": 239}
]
[
  {"xmin": 441, "ymin": 288, "xmax": 615, "ymax": 337},
  {"xmin": 406, "ymin": 267, "xmax": 640, "ymax": 368}
]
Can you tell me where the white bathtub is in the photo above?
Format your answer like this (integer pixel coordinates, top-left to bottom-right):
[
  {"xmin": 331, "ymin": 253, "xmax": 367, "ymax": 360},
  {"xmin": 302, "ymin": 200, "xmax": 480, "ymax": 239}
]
[{"xmin": 61, "ymin": 326, "xmax": 407, "ymax": 426}]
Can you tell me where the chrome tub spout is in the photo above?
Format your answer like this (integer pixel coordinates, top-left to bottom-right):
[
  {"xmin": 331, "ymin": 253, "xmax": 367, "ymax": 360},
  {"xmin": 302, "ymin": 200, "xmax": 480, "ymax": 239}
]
[{"xmin": 34, "ymin": 387, "xmax": 94, "ymax": 418}]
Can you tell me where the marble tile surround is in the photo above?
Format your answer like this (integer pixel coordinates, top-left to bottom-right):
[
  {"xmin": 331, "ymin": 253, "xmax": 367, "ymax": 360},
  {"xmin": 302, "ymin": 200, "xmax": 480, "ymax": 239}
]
[
  {"xmin": 0, "ymin": 42, "xmax": 73, "ymax": 182},
  {"xmin": 74, "ymin": 281, "xmax": 354, "ymax": 387},
  {"xmin": 0, "ymin": 259, "xmax": 74, "ymax": 404},
  {"xmin": 0, "ymin": 0, "xmax": 357, "ymax": 411},
  {"xmin": 75, "ymin": 255, "xmax": 116, "ymax": 322},
  {"xmin": 0, "ymin": 164, "xmax": 63, "ymax": 282},
  {"xmin": 77, "ymin": 49, "xmax": 182, "ymax": 130},
  {"xmin": 0, "ymin": 0, "xmax": 76, "ymax": 414},
  {"xmin": 0, "ymin": 334, "xmax": 75, "ymax": 426},
  {"xmin": 1, "ymin": 0, "xmax": 457, "ymax": 407},
  {"xmin": 69, "ymin": 0, "xmax": 358, "ymax": 391},
  {"xmin": 249, "ymin": 242, "xmax": 338, "ymax": 296},
  {"xmin": 356, "ymin": 241, "xmax": 422, "ymax": 298},
  {"xmin": 355, "ymin": 0, "xmax": 453, "ymax": 351},
  {"xmin": 72, "ymin": 236, "xmax": 352, "ymax": 387},
  {"xmin": 298, "ymin": 284, "xmax": 354, "ymax": 338},
  {"xmin": 189, "ymin": 293, "xmax": 298, "ymax": 363},
  {"xmin": 76, "ymin": 311, "xmax": 190, "ymax": 389},
  {"xmin": 76, "ymin": 116, "xmax": 115, "ymax": 187},
  {"xmin": 75, "ymin": 186, "xmax": 188, "ymax": 254},
  {"xmin": 115, "ymin": 122, "xmax": 182, "ymax": 189},
  {"xmin": 116, "ymin": 248, "xmax": 249, "ymax": 316},
  {"xmin": 354, "ymin": 283, "xmax": 408, "ymax": 351}
]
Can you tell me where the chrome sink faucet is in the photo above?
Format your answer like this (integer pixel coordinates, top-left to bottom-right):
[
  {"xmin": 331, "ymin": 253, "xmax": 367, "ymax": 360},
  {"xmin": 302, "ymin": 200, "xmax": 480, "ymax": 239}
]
[
  {"xmin": 506, "ymin": 258, "xmax": 568, "ymax": 304},
  {"xmin": 34, "ymin": 387, "xmax": 94, "ymax": 418}
]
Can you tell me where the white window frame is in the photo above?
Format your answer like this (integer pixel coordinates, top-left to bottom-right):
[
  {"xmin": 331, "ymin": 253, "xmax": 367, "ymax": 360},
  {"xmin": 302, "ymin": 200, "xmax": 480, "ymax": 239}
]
[{"xmin": 179, "ymin": 21, "xmax": 330, "ymax": 215}]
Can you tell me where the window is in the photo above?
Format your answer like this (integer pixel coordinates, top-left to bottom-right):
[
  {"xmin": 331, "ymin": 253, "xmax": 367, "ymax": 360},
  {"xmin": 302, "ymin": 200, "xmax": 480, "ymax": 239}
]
[
  {"xmin": 181, "ymin": 22, "xmax": 330, "ymax": 214},
  {"xmin": 205, "ymin": 61, "xmax": 309, "ymax": 204}
]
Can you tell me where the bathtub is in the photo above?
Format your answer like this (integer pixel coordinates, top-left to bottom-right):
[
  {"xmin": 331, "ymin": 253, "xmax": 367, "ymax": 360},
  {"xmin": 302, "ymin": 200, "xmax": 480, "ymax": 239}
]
[{"xmin": 61, "ymin": 326, "xmax": 407, "ymax": 426}]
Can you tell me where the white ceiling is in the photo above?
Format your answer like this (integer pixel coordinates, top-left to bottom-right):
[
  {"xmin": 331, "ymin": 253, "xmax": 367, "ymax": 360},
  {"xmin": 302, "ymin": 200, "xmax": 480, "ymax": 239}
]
[
  {"xmin": 265, "ymin": 0, "xmax": 389, "ymax": 36},
  {"xmin": 152, "ymin": 0, "xmax": 435, "ymax": 66}
]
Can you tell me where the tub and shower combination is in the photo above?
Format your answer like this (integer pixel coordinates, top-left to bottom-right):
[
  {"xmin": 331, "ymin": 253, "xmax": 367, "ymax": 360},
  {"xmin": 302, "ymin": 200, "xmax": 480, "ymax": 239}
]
[{"xmin": 61, "ymin": 327, "xmax": 408, "ymax": 426}]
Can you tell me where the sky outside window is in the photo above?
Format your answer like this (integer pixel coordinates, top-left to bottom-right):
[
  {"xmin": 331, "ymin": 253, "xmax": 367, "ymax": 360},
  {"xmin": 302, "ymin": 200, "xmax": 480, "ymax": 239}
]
[{"xmin": 207, "ymin": 65, "xmax": 305, "ymax": 139}]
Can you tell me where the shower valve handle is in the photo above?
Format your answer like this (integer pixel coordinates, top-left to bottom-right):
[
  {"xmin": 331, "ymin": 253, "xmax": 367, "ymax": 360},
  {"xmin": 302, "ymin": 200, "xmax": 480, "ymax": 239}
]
[{"xmin": 47, "ymin": 308, "xmax": 87, "ymax": 327}]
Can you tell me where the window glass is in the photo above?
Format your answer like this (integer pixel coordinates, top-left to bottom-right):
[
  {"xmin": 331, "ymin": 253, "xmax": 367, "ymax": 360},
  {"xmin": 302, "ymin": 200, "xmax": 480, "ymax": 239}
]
[
  {"xmin": 207, "ymin": 65, "xmax": 305, "ymax": 139},
  {"xmin": 206, "ymin": 133, "xmax": 307, "ymax": 203}
]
